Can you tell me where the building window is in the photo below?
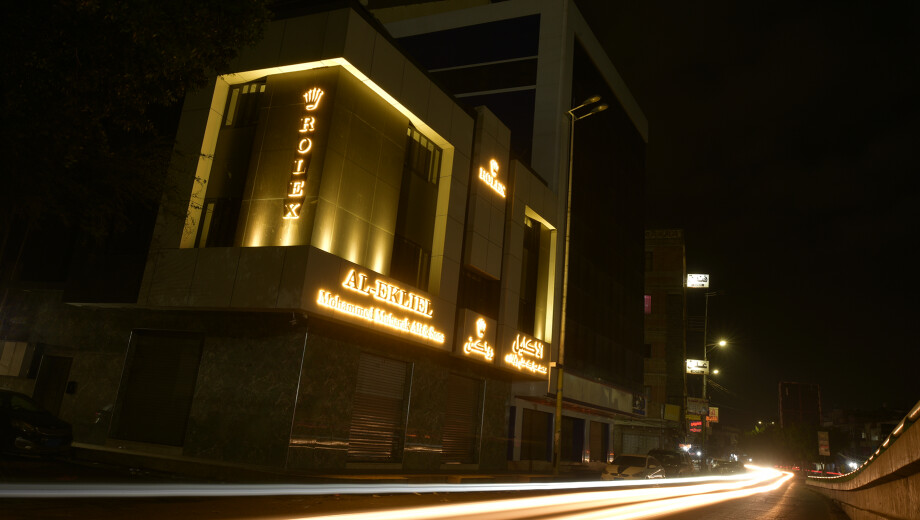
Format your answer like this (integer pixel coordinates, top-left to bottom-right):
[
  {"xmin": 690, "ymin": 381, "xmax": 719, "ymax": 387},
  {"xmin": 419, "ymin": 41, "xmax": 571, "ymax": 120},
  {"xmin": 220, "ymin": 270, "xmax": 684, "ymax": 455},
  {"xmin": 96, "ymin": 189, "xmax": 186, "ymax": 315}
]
[
  {"xmin": 518, "ymin": 215, "xmax": 540, "ymax": 334},
  {"xmin": 457, "ymin": 267, "xmax": 500, "ymax": 320},
  {"xmin": 517, "ymin": 210, "xmax": 555, "ymax": 341},
  {"xmin": 193, "ymin": 79, "xmax": 266, "ymax": 247},
  {"xmin": 347, "ymin": 353, "xmax": 411, "ymax": 463},
  {"xmin": 391, "ymin": 127, "xmax": 441, "ymax": 290}
]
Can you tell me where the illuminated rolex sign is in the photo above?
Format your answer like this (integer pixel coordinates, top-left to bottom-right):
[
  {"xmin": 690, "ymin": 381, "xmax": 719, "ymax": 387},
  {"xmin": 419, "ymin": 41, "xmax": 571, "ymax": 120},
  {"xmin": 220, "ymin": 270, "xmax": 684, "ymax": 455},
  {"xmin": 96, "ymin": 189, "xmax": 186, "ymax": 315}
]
[
  {"xmin": 478, "ymin": 159, "xmax": 506, "ymax": 198},
  {"xmin": 504, "ymin": 333, "xmax": 548, "ymax": 376},
  {"xmin": 316, "ymin": 269, "xmax": 445, "ymax": 344},
  {"xmin": 284, "ymin": 87, "xmax": 325, "ymax": 220}
]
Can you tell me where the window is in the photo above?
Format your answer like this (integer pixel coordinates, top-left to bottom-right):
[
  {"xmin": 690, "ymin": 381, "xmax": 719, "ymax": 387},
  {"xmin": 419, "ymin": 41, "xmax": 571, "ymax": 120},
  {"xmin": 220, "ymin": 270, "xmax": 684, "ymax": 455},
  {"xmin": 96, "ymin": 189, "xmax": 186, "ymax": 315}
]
[
  {"xmin": 0, "ymin": 341, "xmax": 32, "ymax": 377},
  {"xmin": 193, "ymin": 79, "xmax": 266, "ymax": 247},
  {"xmin": 390, "ymin": 127, "xmax": 441, "ymax": 290},
  {"xmin": 518, "ymin": 215, "xmax": 541, "ymax": 333},
  {"xmin": 517, "ymin": 210, "xmax": 555, "ymax": 340}
]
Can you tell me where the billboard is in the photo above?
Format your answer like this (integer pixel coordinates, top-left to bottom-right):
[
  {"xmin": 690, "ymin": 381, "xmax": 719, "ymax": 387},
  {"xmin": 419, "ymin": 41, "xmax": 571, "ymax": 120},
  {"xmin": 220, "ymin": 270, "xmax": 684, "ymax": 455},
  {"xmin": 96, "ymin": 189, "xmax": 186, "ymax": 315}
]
[
  {"xmin": 687, "ymin": 397, "xmax": 709, "ymax": 416},
  {"xmin": 687, "ymin": 274, "xmax": 710, "ymax": 288},
  {"xmin": 686, "ymin": 359, "xmax": 710, "ymax": 374},
  {"xmin": 708, "ymin": 406, "xmax": 719, "ymax": 423}
]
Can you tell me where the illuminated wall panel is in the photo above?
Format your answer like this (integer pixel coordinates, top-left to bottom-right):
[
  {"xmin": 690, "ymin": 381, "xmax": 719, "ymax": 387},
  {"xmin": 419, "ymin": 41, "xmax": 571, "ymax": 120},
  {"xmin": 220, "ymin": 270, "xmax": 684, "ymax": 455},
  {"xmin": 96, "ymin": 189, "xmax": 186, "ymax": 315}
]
[
  {"xmin": 464, "ymin": 107, "xmax": 509, "ymax": 280},
  {"xmin": 235, "ymin": 67, "xmax": 339, "ymax": 248}
]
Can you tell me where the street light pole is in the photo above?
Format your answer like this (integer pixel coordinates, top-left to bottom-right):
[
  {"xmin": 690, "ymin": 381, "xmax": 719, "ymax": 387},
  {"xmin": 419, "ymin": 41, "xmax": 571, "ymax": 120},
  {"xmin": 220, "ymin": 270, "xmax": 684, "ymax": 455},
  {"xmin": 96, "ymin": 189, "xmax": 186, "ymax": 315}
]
[
  {"xmin": 700, "ymin": 290, "xmax": 719, "ymax": 456},
  {"xmin": 554, "ymin": 95, "xmax": 607, "ymax": 475}
]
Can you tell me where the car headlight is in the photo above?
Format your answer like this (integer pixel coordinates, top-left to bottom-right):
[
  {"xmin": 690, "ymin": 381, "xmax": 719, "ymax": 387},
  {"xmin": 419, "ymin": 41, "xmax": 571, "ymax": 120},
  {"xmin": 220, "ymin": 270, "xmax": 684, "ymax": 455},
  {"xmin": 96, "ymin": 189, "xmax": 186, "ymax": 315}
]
[{"xmin": 10, "ymin": 419, "xmax": 38, "ymax": 433}]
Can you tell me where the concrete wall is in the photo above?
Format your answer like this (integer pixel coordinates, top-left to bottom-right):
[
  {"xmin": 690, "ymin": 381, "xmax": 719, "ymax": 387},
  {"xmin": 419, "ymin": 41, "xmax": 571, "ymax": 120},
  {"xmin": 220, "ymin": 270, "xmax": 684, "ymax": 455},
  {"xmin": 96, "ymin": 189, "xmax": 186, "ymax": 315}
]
[{"xmin": 806, "ymin": 409, "xmax": 920, "ymax": 520}]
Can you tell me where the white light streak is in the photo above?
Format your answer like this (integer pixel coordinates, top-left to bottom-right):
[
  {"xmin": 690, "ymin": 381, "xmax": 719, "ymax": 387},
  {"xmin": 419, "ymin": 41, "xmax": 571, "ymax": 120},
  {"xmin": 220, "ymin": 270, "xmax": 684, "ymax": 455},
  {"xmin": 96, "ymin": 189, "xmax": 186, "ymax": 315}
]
[{"xmin": 0, "ymin": 466, "xmax": 794, "ymax": 520}]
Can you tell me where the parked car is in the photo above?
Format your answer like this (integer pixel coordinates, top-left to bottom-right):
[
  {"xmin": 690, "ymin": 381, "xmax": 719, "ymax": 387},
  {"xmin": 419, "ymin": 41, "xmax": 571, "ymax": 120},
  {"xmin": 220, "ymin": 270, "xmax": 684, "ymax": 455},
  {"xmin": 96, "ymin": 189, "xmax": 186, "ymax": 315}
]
[
  {"xmin": 712, "ymin": 459, "xmax": 745, "ymax": 474},
  {"xmin": 648, "ymin": 448, "xmax": 696, "ymax": 477},
  {"xmin": 602, "ymin": 454, "xmax": 666, "ymax": 480},
  {"xmin": 0, "ymin": 389, "xmax": 72, "ymax": 457}
]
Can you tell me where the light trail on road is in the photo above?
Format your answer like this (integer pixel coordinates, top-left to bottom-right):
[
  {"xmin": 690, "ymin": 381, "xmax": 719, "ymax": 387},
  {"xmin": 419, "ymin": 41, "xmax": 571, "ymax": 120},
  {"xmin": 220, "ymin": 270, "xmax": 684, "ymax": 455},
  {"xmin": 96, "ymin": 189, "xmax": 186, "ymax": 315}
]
[
  {"xmin": 0, "ymin": 466, "xmax": 775, "ymax": 499},
  {"xmin": 293, "ymin": 466, "xmax": 794, "ymax": 520}
]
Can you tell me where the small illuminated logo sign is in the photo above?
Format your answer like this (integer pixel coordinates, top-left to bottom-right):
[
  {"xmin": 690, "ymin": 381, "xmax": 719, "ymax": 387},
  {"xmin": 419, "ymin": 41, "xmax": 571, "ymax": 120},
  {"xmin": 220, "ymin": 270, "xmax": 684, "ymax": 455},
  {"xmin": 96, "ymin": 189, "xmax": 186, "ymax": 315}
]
[
  {"xmin": 478, "ymin": 159, "xmax": 506, "ymax": 198},
  {"xmin": 504, "ymin": 333, "xmax": 548, "ymax": 375},
  {"xmin": 463, "ymin": 317, "xmax": 495, "ymax": 361},
  {"xmin": 686, "ymin": 359, "xmax": 709, "ymax": 375},
  {"xmin": 316, "ymin": 268, "xmax": 445, "ymax": 344},
  {"xmin": 284, "ymin": 87, "xmax": 325, "ymax": 220},
  {"xmin": 687, "ymin": 274, "xmax": 710, "ymax": 288}
]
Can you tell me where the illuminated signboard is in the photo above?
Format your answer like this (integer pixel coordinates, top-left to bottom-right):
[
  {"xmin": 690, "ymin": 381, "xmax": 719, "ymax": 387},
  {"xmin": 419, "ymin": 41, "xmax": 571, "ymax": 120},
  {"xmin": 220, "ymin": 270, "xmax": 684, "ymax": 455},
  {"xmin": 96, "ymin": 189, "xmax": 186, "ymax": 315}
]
[
  {"xmin": 686, "ymin": 359, "xmax": 709, "ymax": 375},
  {"xmin": 463, "ymin": 317, "xmax": 494, "ymax": 361},
  {"xmin": 316, "ymin": 269, "xmax": 445, "ymax": 344},
  {"xmin": 284, "ymin": 87, "xmax": 324, "ymax": 220},
  {"xmin": 478, "ymin": 159, "xmax": 506, "ymax": 198},
  {"xmin": 503, "ymin": 333, "xmax": 548, "ymax": 375},
  {"xmin": 687, "ymin": 274, "xmax": 710, "ymax": 288},
  {"xmin": 689, "ymin": 420, "xmax": 702, "ymax": 433}
]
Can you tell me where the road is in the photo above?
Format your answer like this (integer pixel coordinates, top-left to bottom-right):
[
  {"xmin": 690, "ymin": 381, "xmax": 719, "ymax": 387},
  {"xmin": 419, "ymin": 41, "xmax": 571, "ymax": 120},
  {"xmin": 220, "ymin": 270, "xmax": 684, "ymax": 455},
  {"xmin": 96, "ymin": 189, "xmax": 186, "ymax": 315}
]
[{"xmin": 0, "ymin": 457, "xmax": 848, "ymax": 520}]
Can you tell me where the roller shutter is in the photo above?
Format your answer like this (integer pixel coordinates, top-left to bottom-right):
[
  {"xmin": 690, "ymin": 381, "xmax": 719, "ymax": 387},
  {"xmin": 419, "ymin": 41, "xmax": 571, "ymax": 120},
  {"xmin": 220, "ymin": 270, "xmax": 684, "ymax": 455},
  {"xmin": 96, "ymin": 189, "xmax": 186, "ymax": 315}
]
[
  {"xmin": 347, "ymin": 354, "xmax": 410, "ymax": 462},
  {"xmin": 441, "ymin": 374, "xmax": 483, "ymax": 464}
]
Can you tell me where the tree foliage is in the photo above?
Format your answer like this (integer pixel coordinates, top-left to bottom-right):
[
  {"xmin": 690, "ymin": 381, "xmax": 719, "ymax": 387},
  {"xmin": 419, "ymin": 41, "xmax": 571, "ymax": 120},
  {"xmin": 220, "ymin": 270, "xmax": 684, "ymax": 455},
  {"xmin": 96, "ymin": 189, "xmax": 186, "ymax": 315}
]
[{"xmin": 0, "ymin": 0, "xmax": 271, "ymax": 239}]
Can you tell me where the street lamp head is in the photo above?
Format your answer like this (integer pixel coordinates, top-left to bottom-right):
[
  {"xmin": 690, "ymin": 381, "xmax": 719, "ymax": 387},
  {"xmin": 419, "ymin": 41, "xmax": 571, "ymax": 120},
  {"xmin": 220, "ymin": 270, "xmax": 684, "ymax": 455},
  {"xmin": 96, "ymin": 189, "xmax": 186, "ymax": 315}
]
[
  {"xmin": 712, "ymin": 369, "xmax": 719, "ymax": 375},
  {"xmin": 592, "ymin": 103, "xmax": 609, "ymax": 114},
  {"xmin": 718, "ymin": 339, "xmax": 727, "ymax": 347},
  {"xmin": 584, "ymin": 95, "xmax": 601, "ymax": 104}
]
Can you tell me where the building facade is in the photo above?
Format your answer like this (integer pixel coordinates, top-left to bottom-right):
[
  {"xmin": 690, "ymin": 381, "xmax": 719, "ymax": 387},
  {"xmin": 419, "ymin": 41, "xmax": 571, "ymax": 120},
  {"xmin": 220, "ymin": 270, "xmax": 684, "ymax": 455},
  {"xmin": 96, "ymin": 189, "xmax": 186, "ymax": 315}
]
[
  {"xmin": 0, "ymin": 0, "xmax": 650, "ymax": 473},
  {"xmin": 643, "ymin": 229, "xmax": 688, "ymax": 448}
]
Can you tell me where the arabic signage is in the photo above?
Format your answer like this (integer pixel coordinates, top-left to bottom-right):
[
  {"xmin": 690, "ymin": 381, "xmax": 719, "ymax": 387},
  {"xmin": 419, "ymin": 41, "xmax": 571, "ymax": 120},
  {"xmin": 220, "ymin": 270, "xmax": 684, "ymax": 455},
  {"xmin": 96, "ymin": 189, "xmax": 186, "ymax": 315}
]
[
  {"xmin": 708, "ymin": 406, "xmax": 719, "ymax": 423},
  {"xmin": 503, "ymin": 333, "xmax": 548, "ymax": 375},
  {"xmin": 457, "ymin": 309, "xmax": 496, "ymax": 363},
  {"xmin": 316, "ymin": 268, "xmax": 445, "ymax": 345},
  {"xmin": 686, "ymin": 359, "xmax": 710, "ymax": 375},
  {"xmin": 689, "ymin": 420, "xmax": 703, "ymax": 433},
  {"xmin": 687, "ymin": 274, "xmax": 710, "ymax": 288}
]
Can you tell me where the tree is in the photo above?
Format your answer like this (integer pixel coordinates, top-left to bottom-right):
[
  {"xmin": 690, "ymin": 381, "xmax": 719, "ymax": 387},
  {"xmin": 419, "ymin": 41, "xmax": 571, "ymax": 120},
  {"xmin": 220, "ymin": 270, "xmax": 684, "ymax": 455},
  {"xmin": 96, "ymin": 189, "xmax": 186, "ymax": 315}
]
[{"xmin": 0, "ymin": 0, "xmax": 271, "ymax": 239}]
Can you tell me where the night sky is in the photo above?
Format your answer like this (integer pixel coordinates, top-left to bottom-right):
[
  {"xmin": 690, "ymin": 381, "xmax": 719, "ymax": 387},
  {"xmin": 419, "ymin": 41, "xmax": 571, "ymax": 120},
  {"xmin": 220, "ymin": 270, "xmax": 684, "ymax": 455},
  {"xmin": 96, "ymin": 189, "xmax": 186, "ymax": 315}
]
[{"xmin": 576, "ymin": 0, "xmax": 920, "ymax": 427}]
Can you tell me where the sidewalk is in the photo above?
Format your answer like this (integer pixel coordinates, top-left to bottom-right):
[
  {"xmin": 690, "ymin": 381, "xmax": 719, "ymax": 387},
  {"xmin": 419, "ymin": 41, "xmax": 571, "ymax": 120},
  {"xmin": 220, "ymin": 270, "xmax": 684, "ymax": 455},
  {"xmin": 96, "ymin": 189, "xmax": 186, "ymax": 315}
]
[{"xmin": 70, "ymin": 443, "xmax": 598, "ymax": 485}]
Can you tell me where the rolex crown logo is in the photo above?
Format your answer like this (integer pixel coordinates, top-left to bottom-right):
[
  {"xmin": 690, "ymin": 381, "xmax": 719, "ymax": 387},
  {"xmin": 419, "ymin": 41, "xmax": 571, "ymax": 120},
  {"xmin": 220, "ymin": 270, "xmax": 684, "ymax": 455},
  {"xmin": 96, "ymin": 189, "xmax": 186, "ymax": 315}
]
[{"xmin": 303, "ymin": 87, "xmax": 325, "ymax": 111}]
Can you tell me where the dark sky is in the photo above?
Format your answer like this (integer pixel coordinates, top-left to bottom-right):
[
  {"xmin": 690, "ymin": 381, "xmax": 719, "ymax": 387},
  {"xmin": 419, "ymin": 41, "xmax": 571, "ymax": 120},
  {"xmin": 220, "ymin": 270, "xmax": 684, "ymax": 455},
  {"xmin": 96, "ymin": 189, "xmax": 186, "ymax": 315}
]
[{"xmin": 576, "ymin": 0, "xmax": 920, "ymax": 426}]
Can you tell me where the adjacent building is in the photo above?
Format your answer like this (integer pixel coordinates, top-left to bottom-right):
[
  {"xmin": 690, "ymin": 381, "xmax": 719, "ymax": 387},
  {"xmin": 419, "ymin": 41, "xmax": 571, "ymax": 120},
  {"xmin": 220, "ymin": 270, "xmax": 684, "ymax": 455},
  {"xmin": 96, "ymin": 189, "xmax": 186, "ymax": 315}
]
[{"xmin": 643, "ymin": 229, "xmax": 688, "ymax": 448}]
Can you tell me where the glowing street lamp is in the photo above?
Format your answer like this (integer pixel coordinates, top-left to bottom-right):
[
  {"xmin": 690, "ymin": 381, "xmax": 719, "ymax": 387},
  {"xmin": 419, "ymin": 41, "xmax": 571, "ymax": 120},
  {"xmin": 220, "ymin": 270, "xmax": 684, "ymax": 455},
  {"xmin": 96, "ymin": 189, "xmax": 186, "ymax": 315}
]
[{"xmin": 554, "ymin": 95, "xmax": 607, "ymax": 475}]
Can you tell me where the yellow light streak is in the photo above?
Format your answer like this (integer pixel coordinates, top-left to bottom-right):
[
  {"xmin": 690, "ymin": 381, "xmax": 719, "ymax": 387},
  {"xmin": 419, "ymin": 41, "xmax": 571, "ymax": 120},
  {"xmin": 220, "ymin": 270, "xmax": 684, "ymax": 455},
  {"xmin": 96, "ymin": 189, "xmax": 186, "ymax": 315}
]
[{"xmin": 292, "ymin": 466, "xmax": 791, "ymax": 520}]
